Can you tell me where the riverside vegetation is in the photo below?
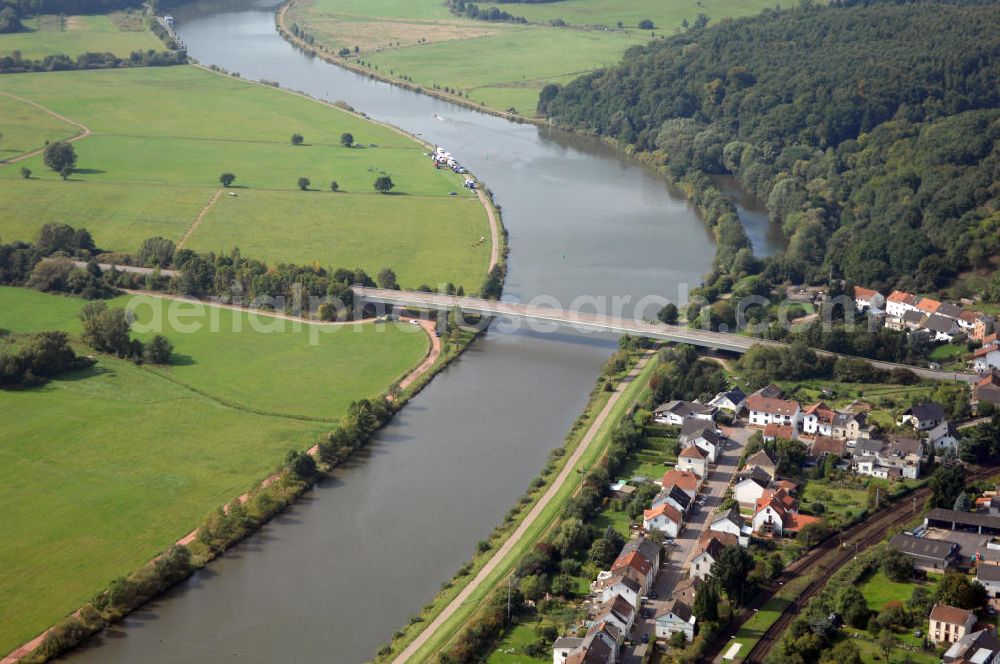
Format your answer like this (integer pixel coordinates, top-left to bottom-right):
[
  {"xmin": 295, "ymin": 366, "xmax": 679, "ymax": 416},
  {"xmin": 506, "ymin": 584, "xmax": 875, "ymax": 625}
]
[{"xmin": 542, "ymin": 0, "xmax": 1000, "ymax": 308}]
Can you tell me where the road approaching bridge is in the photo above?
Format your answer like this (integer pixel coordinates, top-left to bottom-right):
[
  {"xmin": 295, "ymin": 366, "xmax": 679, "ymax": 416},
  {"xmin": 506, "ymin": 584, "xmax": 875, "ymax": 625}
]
[{"xmin": 353, "ymin": 287, "xmax": 977, "ymax": 384}]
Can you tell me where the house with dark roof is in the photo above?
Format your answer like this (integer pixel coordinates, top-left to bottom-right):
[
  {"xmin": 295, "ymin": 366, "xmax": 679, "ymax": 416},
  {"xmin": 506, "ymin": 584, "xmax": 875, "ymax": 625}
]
[
  {"xmin": 975, "ymin": 371, "xmax": 1000, "ymax": 407},
  {"xmin": 978, "ymin": 563, "xmax": 1000, "ymax": 598},
  {"xmin": 690, "ymin": 531, "xmax": 738, "ymax": 580},
  {"xmin": 890, "ymin": 533, "xmax": 958, "ymax": 572},
  {"xmin": 930, "ymin": 604, "xmax": 978, "ymax": 645},
  {"xmin": 594, "ymin": 593, "xmax": 636, "ymax": 640},
  {"xmin": 652, "ymin": 484, "xmax": 693, "ymax": 515},
  {"xmin": 900, "ymin": 402, "xmax": 946, "ymax": 430},
  {"xmin": 709, "ymin": 507, "xmax": 748, "ymax": 545},
  {"xmin": 683, "ymin": 426, "xmax": 724, "ymax": 463},
  {"xmin": 943, "ymin": 628, "xmax": 1000, "ymax": 664},
  {"xmin": 708, "ymin": 387, "xmax": 747, "ymax": 413},
  {"xmin": 654, "ymin": 599, "xmax": 696, "ymax": 642},
  {"xmin": 734, "ymin": 466, "xmax": 772, "ymax": 508},
  {"xmin": 671, "ymin": 576, "xmax": 701, "ymax": 604},
  {"xmin": 677, "ymin": 443, "xmax": 708, "ymax": 478},
  {"xmin": 922, "ymin": 313, "xmax": 961, "ymax": 342},
  {"xmin": 653, "ymin": 400, "xmax": 716, "ymax": 426},
  {"xmin": 744, "ymin": 449, "xmax": 777, "ymax": 477},
  {"xmin": 618, "ymin": 536, "xmax": 660, "ymax": 571},
  {"xmin": 593, "ymin": 567, "xmax": 643, "ymax": 606}
]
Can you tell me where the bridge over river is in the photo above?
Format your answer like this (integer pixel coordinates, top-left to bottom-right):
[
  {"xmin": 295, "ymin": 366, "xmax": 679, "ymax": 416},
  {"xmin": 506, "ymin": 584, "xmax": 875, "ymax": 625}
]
[{"xmin": 354, "ymin": 287, "xmax": 977, "ymax": 384}]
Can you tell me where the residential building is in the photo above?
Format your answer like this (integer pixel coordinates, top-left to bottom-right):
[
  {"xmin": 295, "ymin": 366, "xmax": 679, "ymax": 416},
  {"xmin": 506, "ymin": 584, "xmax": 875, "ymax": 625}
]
[
  {"xmin": 889, "ymin": 533, "xmax": 957, "ymax": 572},
  {"xmin": 653, "ymin": 400, "xmax": 716, "ymax": 426},
  {"xmin": 900, "ymin": 402, "xmax": 947, "ymax": 431},
  {"xmin": 654, "ymin": 599, "xmax": 696, "ymax": 642},
  {"xmin": 978, "ymin": 564, "xmax": 1000, "ymax": 599},
  {"xmin": 853, "ymin": 286, "xmax": 885, "ymax": 314},
  {"xmin": 612, "ymin": 551, "xmax": 654, "ymax": 593},
  {"xmin": 708, "ymin": 387, "xmax": 747, "ymax": 413},
  {"xmin": 683, "ymin": 426, "xmax": 724, "ymax": 463},
  {"xmin": 802, "ymin": 401, "xmax": 836, "ymax": 436},
  {"xmin": 553, "ymin": 622, "xmax": 619, "ymax": 664},
  {"xmin": 927, "ymin": 420, "xmax": 960, "ymax": 451},
  {"xmin": 618, "ymin": 536, "xmax": 661, "ymax": 571},
  {"xmin": 677, "ymin": 444, "xmax": 708, "ymax": 478},
  {"xmin": 652, "ymin": 484, "xmax": 692, "ymax": 515},
  {"xmin": 943, "ymin": 629, "xmax": 1000, "ymax": 664},
  {"xmin": 974, "ymin": 346, "xmax": 1000, "ymax": 373},
  {"xmin": 595, "ymin": 594, "xmax": 636, "ymax": 639},
  {"xmin": 690, "ymin": 531, "xmax": 738, "ymax": 580},
  {"xmin": 923, "ymin": 314, "xmax": 961, "ymax": 342},
  {"xmin": 594, "ymin": 567, "xmax": 643, "ymax": 606},
  {"xmin": 751, "ymin": 488, "xmax": 820, "ymax": 537},
  {"xmin": 930, "ymin": 603, "xmax": 977, "ymax": 645},
  {"xmin": 746, "ymin": 394, "xmax": 801, "ymax": 428},
  {"xmin": 974, "ymin": 371, "xmax": 1000, "ymax": 408},
  {"xmin": 886, "ymin": 290, "xmax": 921, "ymax": 318},
  {"xmin": 671, "ymin": 576, "xmax": 700, "ymax": 605},
  {"xmin": 643, "ymin": 502, "xmax": 683, "ymax": 538},
  {"xmin": 661, "ymin": 469, "xmax": 700, "ymax": 498},
  {"xmin": 855, "ymin": 437, "xmax": 922, "ymax": 480},
  {"xmin": 744, "ymin": 449, "xmax": 777, "ymax": 477},
  {"xmin": 763, "ymin": 422, "xmax": 797, "ymax": 442},
  {"xmin": 709, "ymin": 507, "xmax": 748, "ymax": 546},
  {"xmin": 734, "ymin": 466, "xmax": 771, "ymax": 508},
  {"xmin": 810, "ymin": 436, "xmax": 848, "ymax": 460}
]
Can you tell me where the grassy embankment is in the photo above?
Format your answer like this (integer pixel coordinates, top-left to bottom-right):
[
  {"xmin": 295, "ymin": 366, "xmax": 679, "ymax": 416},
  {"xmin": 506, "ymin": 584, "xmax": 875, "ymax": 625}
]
[
  {"xmin": 375, "ymin": 352, "xmax": 658, "ymax": 662},
  {"xmin": 0, "ymin": 286, "xmax": 429, "ymax": 656},
  {"xmin": 0, "ymin": 11, "xmax": 161, "ymax": 60},
  {"xmin": 0, "ymin": 65, "xmax": 490, "ymax": 289},
  {"xmin": 284, "ymin": 0, "xmax": 775, "ymax": 116}
]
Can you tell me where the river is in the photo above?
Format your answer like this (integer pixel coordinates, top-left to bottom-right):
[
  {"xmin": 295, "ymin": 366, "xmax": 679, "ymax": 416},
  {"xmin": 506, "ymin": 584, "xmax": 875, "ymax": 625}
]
[{"xmin": 65, "ymin": 4, "xmax": 782, "ymax": 662}]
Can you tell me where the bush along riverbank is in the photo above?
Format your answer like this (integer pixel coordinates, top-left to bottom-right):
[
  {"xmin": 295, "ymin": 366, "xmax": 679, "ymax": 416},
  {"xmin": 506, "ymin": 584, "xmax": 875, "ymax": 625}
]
[
  {"xmin": 6, "ymin": 305, "xmax": 490, "ymax": 664},
  {"xmin": 378, "ymin": 339, "xmax": 656, "ymax": 663}
]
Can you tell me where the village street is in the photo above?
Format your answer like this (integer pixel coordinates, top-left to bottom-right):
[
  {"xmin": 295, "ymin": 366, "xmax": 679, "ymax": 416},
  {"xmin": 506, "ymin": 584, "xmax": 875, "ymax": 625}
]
[{"xmin": 621, "ymin": 424, "xmax": 750, "ymax": 663}]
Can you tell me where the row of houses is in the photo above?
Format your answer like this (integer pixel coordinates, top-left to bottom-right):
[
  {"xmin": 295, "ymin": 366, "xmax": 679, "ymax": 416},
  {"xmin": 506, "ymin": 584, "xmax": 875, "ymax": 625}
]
[{"xmin": 854, "ymin": 287, "xmax": 994, "ymax": 343}]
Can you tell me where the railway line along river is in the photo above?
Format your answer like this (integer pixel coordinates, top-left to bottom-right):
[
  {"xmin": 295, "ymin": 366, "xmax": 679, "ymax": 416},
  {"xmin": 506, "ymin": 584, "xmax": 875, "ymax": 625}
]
[{"xmin": 64, "ymin": 2, "xmax": 783, "ymax": 662}]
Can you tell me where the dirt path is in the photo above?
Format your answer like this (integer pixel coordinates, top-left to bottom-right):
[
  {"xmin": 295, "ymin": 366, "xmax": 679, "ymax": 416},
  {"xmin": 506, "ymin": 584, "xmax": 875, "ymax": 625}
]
[
  {"xmin": 391, "ymin": 353, "xmax": 651, "ymax": 663},
  {"xmin": 393, "ymin": 319, "xmax": 442, "ymax": 396},
  {"xmin": 478, "ymin": 189, "xmax": 500, "ymax": 271},
  {"xmin": 0, "ymin": 91, "xmax": 92, "ymax": 165},
  {"xmin": 177, "ymin": 188, "xmax": 223, "ymax": 249}
]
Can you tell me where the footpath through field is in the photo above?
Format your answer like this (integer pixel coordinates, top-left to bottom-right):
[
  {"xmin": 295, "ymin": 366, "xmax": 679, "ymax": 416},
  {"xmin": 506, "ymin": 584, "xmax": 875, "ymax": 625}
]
[
  {"xmin": 392, "ymin": 353, "xmax": 653, "ymax": 663},
  {"xmin": 0, "ymin": 91, "xmax": 92, "ymax": 164}
]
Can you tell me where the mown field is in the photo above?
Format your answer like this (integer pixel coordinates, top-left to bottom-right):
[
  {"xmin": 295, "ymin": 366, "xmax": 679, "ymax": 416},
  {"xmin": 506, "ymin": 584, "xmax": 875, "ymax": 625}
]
[
  {"xmin": 0, "ymin": 286, "xmax": 428, "ymax": 655},
  {"xmin": 287, "ymin": 0, "xmax": 775, "ymax": 114},
  {"xmin": 0, "ymin": 66, "xmax": 490, "ymax": 289},
  {"xmin": 0, "ymin": 12, "xmax": 161, "ymax": 59}
]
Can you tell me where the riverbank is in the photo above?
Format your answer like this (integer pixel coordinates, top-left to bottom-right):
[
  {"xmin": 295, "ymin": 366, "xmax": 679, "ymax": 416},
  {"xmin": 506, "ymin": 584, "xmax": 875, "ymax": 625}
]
[
  {"xmin": 0, "ymin": 288, "xmax": 486, "ymax": 664},
  {"xmin": 274, "ymin": 0, "xmax": 546, "ymax": 127},
  {"xmin": 376, "ymin": 348, "xmax": 656, "ymax": 662}
]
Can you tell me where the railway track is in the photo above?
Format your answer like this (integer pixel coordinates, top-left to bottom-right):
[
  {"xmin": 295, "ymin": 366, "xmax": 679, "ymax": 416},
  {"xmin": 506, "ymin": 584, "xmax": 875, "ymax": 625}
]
[{"xmin": 701, "ymin": 464, "xmax": 999, "ymax": 664}]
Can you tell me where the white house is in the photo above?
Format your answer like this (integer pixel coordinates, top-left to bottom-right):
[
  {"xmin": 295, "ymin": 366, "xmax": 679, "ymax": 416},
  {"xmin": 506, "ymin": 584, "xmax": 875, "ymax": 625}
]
[
  {"xmin": 653, "ymin": 400, "xmax": 716, "ymax": 426},
  {"xmin": 899, "ymin": 402, "xmax": 946, "ymax": 431},
  {"xmin": 733, "ymin": 467, "xmax": 771, "ymax": 508},
  {"xmin": 551, "ymin": 623, "xmax": 619, "ymax": 664},
  {"xmin": 682, "ymin": 426, "xmax": 723, "ymax": 463},
  {"xmin": 854, "ymin": 286, "xmax": 885, "ymax": 314},
  {"xmin": 922, "ymin": 314, "xmax": 961, "ymax": 342},
  {"xmin": 752, "ymin": 498, "xmax": 788, "ymax": 537},
  {"xmin": 643, "ymin": 502, "xmax": 682, "ymax": 538},
  {"xmin": 802, "ymin": 401, "xmax": 836, "ymax": 436},
  {"xmin": 978, "ymin": 564, "xmax": 1000, "ymax": 599},
  {"xmin": 596, "ymin": 594, "xmax": 636, "ymax": 639},
  {"xmin": 974, "ymin": 346, "xmax": 1000, "ymax": 373},
  {"xmin": 661, "ymin": 469, "xmax": 701, "ymax": 498},
  {"xmin": 927, "ymin": 420, "xmax": 960, "ymax": 451},
  {"xmin": 676, "ymin": 444, "xmax": 708, "ymax": 477},
  {"xmin": 654, "ymin": 599, "xmax": 696, "ymax": 642},
  {"xmin": 690, "ymin": 532, "xmax": 738, "ymax": 580},
  {"xmin": 612, "ymin": 549, "xmax": 656, "ymax": 594},
  {"xmin": 652, "ymin": 485, "xmax": 692, "ymax": 515},
  {"xmin": 710, "ymin": 508, "xmax": 749, "ymax": 546},
  {"xmin": 886, "ymin": 290, "xmax": 921, "ymax": 319},
  {"xmin": 708, "ymin": 388, "xmax": 747, "ymax": 413},
  {"xmin": 594, "ymin": 568, "xmax": 642, "ymax": 607},
  {"xmin": 746, "ymin": 394, "xmax": 801, "ymax": 428}
]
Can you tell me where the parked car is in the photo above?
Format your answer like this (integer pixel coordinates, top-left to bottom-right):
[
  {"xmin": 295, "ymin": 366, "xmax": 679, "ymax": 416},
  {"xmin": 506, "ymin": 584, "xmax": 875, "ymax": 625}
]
[
  {"xmin": 641, "ymin": 633, "xmax": 649, "ymax": 644},
  {"xmin": 649, "ymin": 591, "xmax": 658, "ymax": 600}
]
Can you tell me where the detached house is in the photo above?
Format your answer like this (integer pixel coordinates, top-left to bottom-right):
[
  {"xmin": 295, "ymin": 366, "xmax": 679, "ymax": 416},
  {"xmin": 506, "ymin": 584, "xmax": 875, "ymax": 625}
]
[
  {"xmin": 710, "ymin": 507, "xmax": 748, "ymax": 545},
  {"xmin": 652, "ymin": 484, "xmax": 692, "ymax": 515},
  {"xmin": 661, "ymin": 469, "xmax": 701, "ymax": 498},
  {"xmin": 974, "ymin": 371, "xmax": 1000, "ymax": 408},
  {"xmin": 653, "ymin": 400, "xmax": 716, "ymax": 426},
  {"xmin": 708, "ymin": 387, "xmax": 747, "ymax": 413},
  {"xmin": 751, "ymin": 488, "xmax": 820, "ymax": 537},
  {"xmin": 643, "ymin": 502, "xmax": 683, "ymax": 538},
  {"xmin": 803, "ymin": 402, "xmax": 869, "ymax": 440},
  {"xmin": 744, "ymin": 449, "xmax": 777, "ymax": 477},
  {"xmin": 654, "ymin": 599, "xmax": 696, "ymax": 642},
  {"xmin": 690, "ymin": 531, "xmax": 738, "ymax": 580},
  {"xmin": 899, "ymin": 402, "xmax": 946, "ymax": 431},
  {"xmin": 922, "ymin": 314, "xmax": 961, "ymax": 342},
  {"xmin": 746, "ymin": 394, "xmax": 801, "ymax": 429},
  {"xmin": 681, "ymin": 425, "xmax": 724, "ymax": 463},
  {"xmin": 619, "ymin": 537, "xmax": 661, "ymax": 571},
  {"xmin": 552, "ymin": 622, "xmax": 619, "ymax": 664},
  {"xmin": 677, "ymin": 444, "xmax": 708, "ymax": 478},
  {"xmin": 734, "ymin": 466, "xmax": 772, "ymax": 508},
  {"xmin": 853, "ymin": 286, "xmax": 885, "ymax": 314},
  {"xmin": 974, "ymin": 346, "xmax": 1000, "ymax": 373},
  {"xmin": 930, "ymin": 604, "xmax": 977, "ymax": 645}
]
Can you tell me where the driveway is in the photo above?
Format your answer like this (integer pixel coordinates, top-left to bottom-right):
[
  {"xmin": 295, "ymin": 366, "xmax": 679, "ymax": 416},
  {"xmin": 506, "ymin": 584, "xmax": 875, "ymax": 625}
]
[{"xmin": 620, "ymin": 424, "xmax": 750, "ymax": 663}]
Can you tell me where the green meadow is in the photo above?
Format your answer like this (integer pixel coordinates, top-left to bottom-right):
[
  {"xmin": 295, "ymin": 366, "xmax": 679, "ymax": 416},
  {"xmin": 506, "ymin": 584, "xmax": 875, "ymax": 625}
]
[
  {"xmin": 0, "ymin": 12, "xmax": 161, "ymax": 59},
  {"xmin": 0, "ymin": 93, "xmax": 79, "ymax": 161},
  {"xmin": 0, "ymin": 286, "xmax": 428, "ymax": 655},
  {"xmin": 0, "ymin": 66, "xmax": 490, "ymax": 288},
  {"xmin": 288, "ymin": 0, "xmax": 775, "ymax": 114}
]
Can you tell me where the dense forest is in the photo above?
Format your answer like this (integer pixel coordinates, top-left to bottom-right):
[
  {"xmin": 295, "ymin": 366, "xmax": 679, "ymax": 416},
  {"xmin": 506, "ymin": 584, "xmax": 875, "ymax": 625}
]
[{"xmin": 543, "ymin": 0, "xmax": 1000, "ymax": 297}]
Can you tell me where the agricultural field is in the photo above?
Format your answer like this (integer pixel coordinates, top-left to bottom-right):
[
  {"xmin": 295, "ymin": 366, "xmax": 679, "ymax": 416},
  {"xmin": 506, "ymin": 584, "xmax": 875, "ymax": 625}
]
[
  {"xmin": 0, "ymin": 286, "xmax": 429, "ymax": 655},
  {"xmin": 285, "ymin": 0, "xmax": 775, "ymax": 115},
  {"xmin": 0, "ymin": 66, "xmax": 490, "ymax": 288},
  {"xmin": 0, "ymin": 12, "xmax": 161, "ymax": 59}
]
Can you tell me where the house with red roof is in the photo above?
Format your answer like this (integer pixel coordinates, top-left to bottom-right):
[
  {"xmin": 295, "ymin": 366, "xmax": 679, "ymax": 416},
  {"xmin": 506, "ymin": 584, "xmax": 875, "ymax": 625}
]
[
  {"xmin": 974, "ymin": 371, "xmax": 1000, "ymax": 408},
  {"xmin": 643, "ymin": 502, "xmax": 683, "ymax": 539},
  {"xmin": 661, "ymin": 469, "xmax": 701, "ymax": 497},
  {"xmin": 612, "ymin": 549, "xmax": 655, "ymax": 592},
  {"xmin": 747, "ymin": 394, "xmax": 802, "ymax": 429},
  {"xmin": 853, "ymin": 286, "xmax": 885, "ymax": 314},
  {"xmin": 886, "ymin": 290, "xmax": 921, "ymax": 318},
  {"xmin": 751, "ymin": 488, "xmax": 820, "ymax": 537},
  {"xmin": 974, "ymin": 345, "xmax": 1000, "ymax": 373}
]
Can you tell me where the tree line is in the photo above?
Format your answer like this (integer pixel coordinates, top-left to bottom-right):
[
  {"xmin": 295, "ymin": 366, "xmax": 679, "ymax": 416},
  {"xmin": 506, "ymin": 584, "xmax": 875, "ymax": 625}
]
[
  {"xmin": 0, "ymin": 47, "xmax": 186, "ymax": 73},
  {"xmin": 542, "ymin": 0, "xmax": 1000, "ymax": 299}
]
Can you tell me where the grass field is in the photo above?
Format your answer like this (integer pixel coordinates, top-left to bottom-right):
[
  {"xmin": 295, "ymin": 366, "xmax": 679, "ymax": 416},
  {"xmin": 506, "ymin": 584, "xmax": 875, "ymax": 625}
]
[
  {"xmin": 0, "ymin": 286, "xmax": 428, "ymax": 655},
  {"xmin": 729, "ymin": 575, "xmax": 812, "ymax": 660},
  {"xmin": 0, "ymin": 12, "xmax": 161, "ymax": 59},
  {"xmin": 288, "ymin": 0, "xmax": 775, "ymax": 114},
  {"xmin": 858, "ymin": 570, "xmax": 937, "ymax": 612},
  {"xmin": 0, "ymin": 93, "xmax": 80, "ymax": 162},
  {"xmin": 0, "ymin": 66, "xmax": 489, "ymax": 288}
]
